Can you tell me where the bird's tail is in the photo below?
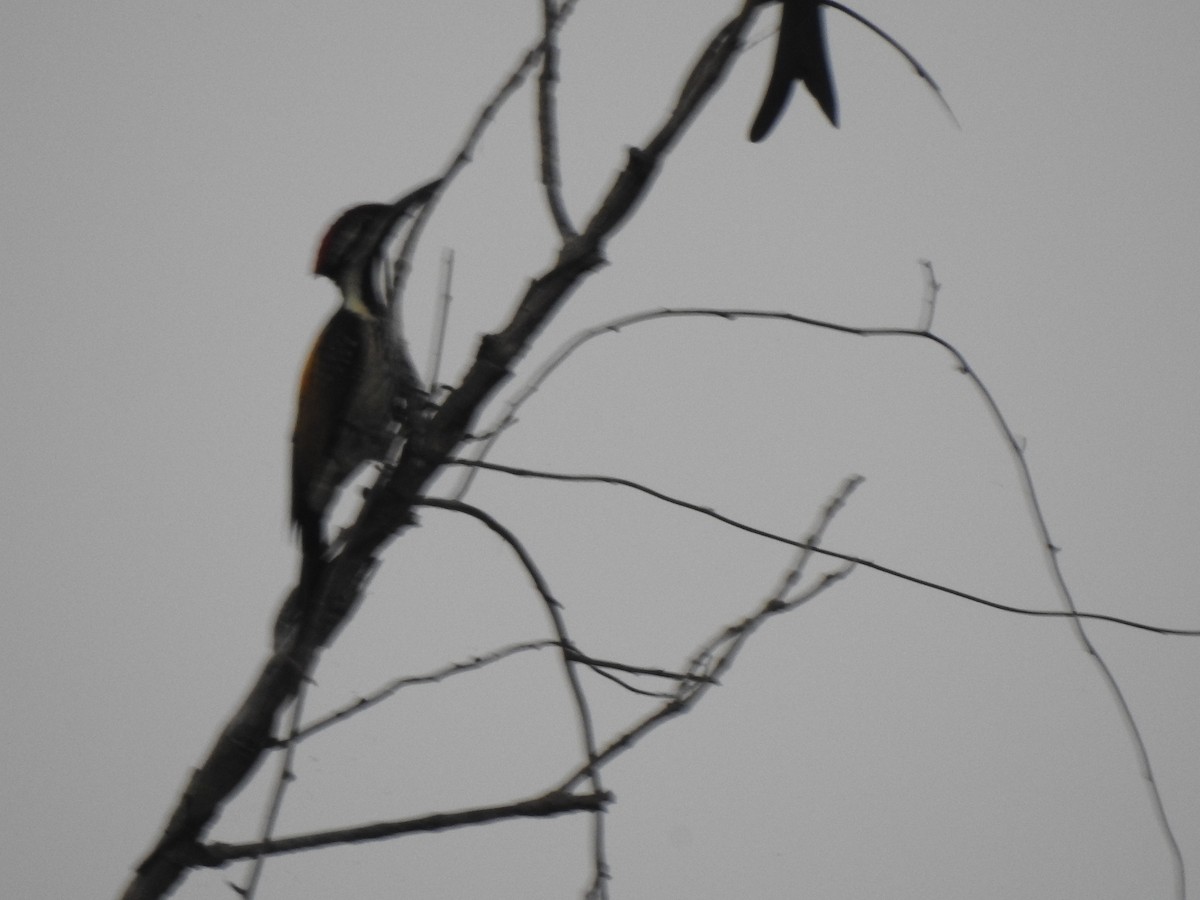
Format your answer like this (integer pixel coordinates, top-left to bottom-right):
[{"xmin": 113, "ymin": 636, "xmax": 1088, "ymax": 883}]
[
  {"xmin": 278, "ymin": 513, "xmax": 327, "ymax": 650},
  {"xmin": 299, "ymin": 510, "xmax": 327, "ymax": 595}
]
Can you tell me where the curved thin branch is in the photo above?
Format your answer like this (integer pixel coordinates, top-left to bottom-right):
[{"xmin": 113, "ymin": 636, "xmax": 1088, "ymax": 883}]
[
  {"xmin": 823, "ymin": 0, "xmax": 959, "ymax": 127},
  {"xmin": 454, "ymin": 458, "xmax": 1200, "ymax": 637},
  {"xmin": 415, "ymin": 497, "xmax": 608, "ymax": 886},
  {"xmin": 460, "ymin": 300, "xmax": 1190, "ymax": 896}
]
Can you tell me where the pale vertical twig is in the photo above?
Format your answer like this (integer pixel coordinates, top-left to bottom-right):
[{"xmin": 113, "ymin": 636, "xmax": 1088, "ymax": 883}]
[
  {"xmin": 538, "ymin": 0, "xmax": 577, "ymax": 238},
  {"xmin": 238, "ymin": 682, "xmax": 307, "ymax": 899},
  {"xmin": 427, "ymin": 248, "xmax": 454, "ymax": 398},
  {"xmin": 416, "ymin": 498, "xmax": 609, "ymax": 891}
]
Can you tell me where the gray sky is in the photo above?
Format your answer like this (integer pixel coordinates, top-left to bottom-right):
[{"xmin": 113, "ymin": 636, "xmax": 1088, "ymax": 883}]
[{"xmin": 3, "ymin": 2, "xmax": 1199, "ymax": 898}]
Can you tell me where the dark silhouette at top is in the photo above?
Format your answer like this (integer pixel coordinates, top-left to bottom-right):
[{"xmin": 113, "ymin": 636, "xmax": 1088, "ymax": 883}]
[{"xmin": 749, "ymin": 0, "xmax": 838, "ymax": 141}]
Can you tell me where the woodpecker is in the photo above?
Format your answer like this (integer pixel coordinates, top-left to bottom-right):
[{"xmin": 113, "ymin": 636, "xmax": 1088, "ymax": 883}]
[
  {"xmin": 291, "ymin": 178, "xmax": 441, "ymax": 596},
  {"xmin": 749, "ymin": 0, "xmax": 838, "ymax": 142}
]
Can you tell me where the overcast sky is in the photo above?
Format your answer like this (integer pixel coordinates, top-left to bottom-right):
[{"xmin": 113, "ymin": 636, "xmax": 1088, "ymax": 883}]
[{"xmin": 3, "ymin": 1, "xmax": 1199, "ymax": 898}]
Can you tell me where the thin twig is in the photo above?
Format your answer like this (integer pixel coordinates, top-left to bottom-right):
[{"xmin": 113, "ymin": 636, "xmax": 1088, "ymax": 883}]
[
  {"xmin": 195, "ymin": 790, "xmax": 612, "ymax": 865},
  {"xmin": 427, "ymin": 248, "xmax": 454, "ymax": 398},
  {"xmin": 539, "ymin": 0, "xmax": 577, "ymax": 238},
  {"xmin": 453, "ymin": 459, "xmax": 1200, "ymax": 637},
  {"xmin": 383, "ymin": 0, "xmax": 588, "ymax": 425},
  {"xmin": 823, "ymin": 0, "xmax": 960, "ymax": 128},
  {"xmin": 582, "ymin": 664, "xmax": 676, "ymax": 699},
  {"xmin": 567, "ymin": 648, "xmax": 714, "ymax": 684},
  {"xmin": 283, "ymin": 639, "xmax": 708, "ymax": 749},
  {"xmin": 681, "ymin": 478, "xmax": 861, "ymax": 694},
  {"xmin": 917, "ymin": 258, "xmax": 938, "ymax": 331},
  {"xmin": 235, "ymin": 683, "xmax": 306, "ymax": 899},
  {"xmin": 770, "ymin": 476, "xmax": 864, "ymax": 606},
  {"xmin": 283, "ymin": 640, "xmax": 558, "ymax": 744},
  {"xmin": 392, "ymin": 0, "xmax": 583, "ymax": 302},
  {"xmin": 415, "ymin": 498, "xmax": 609, "ymax": 889},
  {"xmin": 917, "ymin": 264, "xmax": 1187, "ymax": 900},
  {"xmin": 555, "ymin": 477, "xmax": 861, "ymax": 792}
]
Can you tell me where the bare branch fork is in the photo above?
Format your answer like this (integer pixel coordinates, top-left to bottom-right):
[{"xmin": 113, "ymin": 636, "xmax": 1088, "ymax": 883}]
[
  {"xmin": 283, "ymin": 640, "xmax": 557, "ymax": 743},
  {"xmin": 193, "ymin": 476, "xmax": 861, "ymax": 879},
  {"xmin": 121, "ymin": 8, "xmax": 760, "ymax": 900},
  {"xmin": 415, "ymin": 496, "xmax": 612, "ymax": 891},
  {"xmin": 279, "ymin": 640, "xmax": 707, "ymax": 747},
  {"xmin": 120, "ymin": 0, "xmax": 1192, "ymax": 895},
  {"xmin": 557, "ymin": 476, "xmax": 862, "ymax": 792},
  {"xmin": 457, "ymin": 282, "xmax": 1192, "ymax": 896}
]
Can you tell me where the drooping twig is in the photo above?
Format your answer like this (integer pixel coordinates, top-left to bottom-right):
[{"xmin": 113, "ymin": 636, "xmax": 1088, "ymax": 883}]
[
  {"xmin": 454, "ymin": 458, "xmax": 1200, "ymax": 637},
  {"xmin": 823, "ymin": 0, "xmax": 959, "ymax": 128},
  {"xmin": 416, "ymin": 497, "xmax": 610, "ymax": 893},
  {"xmin": 906, "ymin": 267, "xmax": 1186, "ymax": 900}
]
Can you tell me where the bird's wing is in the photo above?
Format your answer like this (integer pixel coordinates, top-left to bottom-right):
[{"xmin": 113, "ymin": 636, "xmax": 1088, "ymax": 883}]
[{"xmin": 291, "ymin": 308, "xmax": 366, "ymax": 532}]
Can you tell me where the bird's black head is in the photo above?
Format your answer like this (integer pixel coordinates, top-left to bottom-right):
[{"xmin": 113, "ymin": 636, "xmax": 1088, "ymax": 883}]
[
  {"xmin": 313, "ymin": 179, "xmax": 442, "ymax": 282},
  {"xmin": 312, "ymin": 203, "xmax": 394, "ymax": 283}
]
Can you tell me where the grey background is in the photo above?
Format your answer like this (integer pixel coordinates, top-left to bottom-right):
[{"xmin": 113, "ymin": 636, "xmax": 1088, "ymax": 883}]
[{"xmin": 3, "ymin": 1, "xmax": 1198, "ymax": 897}]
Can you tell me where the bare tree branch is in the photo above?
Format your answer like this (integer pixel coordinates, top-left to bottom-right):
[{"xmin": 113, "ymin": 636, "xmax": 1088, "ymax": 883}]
[
  {"xmin": 426, "ymin": 248, "xmax": 454, "ymax": 398},
  {"xmin": 416, "ymin": 497, "xmax": 610, "ymax": 892},
  {"xmin": 567, "ymin": 648, "xmax": 714, "ymax": 686},
  {"xmin": 121, "ymin": 11, "xmax": 759, "ymax": 897},
  {"xmin": 237, "ymin": 684, "xmax": 307, "ymax": 899},
  {"xmin": 823, "ymin": 0, "xmax": 959, "ymax": 127},
  {"xmin": 556, "ymin": 476, "xmax": 861, "ymax": 792},
  {"xmin": 539, "ymin": 0, "xmax": 578, "ymax": 238},
  {"xmin": 917, "ymin": 257, "xmax": 939, "ymax": 331},
  {"xmin": 192, "ymin": 790, "xmax": 612, "ymax": 866},
  {"xmin": 124, "ymin": 5, "xmax": 1186, "ymax": 896},
  {"xmin": 922, "ymin": 263, "xmax": 1182, "ymax": 900},
  {"xmin": 285, "ymin": 640, "xmax": 559, "ymax": 744},
  {"xmin": 281, "ymin": 638, "xmax": 711, "ymax": 748},
  {"xmin": 455, "ymin": 458, "xmax": 1200, "ymax": 637},
  {"xmin": 460, "ymin": 294, "xmax": 1192, "ymax": 895}
]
